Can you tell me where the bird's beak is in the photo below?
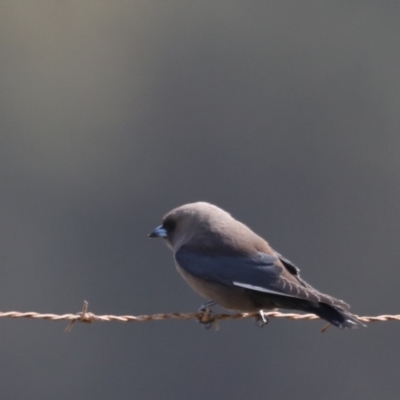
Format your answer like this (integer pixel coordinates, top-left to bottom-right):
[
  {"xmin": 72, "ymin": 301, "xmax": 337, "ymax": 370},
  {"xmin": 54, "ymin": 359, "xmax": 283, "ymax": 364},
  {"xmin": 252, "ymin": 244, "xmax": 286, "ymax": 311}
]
[{"xmin": 148, "ymin": 225, "xmax": 168, "ymax": 238}]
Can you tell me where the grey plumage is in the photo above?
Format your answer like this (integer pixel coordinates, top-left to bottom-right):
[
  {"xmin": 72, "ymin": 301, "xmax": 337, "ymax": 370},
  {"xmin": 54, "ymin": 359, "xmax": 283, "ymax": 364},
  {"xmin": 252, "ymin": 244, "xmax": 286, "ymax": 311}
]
[{"xmin": 149, "ymin": 202, "xmax": 364, "ymax": 329}]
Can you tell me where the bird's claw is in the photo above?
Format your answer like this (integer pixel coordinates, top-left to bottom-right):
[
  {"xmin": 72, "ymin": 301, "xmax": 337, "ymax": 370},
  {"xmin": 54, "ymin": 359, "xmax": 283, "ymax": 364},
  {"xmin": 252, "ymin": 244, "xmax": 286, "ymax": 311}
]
[
  {"xmin": 255, "ymin": 310, "xmax": 269, "ymax": 328},
  {"xmin": 197, "ymin": 302, "xmax": 216, "ymax": 329}
]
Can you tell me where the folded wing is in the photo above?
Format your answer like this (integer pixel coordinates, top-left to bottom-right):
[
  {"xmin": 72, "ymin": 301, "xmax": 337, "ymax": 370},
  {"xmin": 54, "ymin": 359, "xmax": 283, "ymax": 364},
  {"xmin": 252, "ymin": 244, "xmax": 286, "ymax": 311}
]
[{"xmin": 175, "ymin": 246, "xmax": 349, "ymax": 310}]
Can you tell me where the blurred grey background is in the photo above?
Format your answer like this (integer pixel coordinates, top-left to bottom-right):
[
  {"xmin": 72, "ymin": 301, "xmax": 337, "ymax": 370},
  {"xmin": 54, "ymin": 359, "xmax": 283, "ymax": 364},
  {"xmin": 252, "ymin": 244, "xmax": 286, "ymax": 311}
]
[{"xmin": 1, "ymin": 1, "xmax": 399, "ymax": 399}]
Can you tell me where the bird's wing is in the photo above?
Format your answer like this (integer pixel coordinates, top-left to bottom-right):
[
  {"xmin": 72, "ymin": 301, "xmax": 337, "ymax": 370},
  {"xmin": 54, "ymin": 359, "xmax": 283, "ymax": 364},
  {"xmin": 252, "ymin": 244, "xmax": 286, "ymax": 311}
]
[
  {"xmin": 274, "ymin": 251, "xmax": 300, "ymax": 274},
  {"xmin": 175, "ymin": 246, "xmax": 338, "ymax": 305},
  {"xmin": 274, "ymin": 250, "xmax": 350, "ymax": 309},
  {"xmin": 275, "ymin": 251, "xmax": 315, "ymax": 289}
]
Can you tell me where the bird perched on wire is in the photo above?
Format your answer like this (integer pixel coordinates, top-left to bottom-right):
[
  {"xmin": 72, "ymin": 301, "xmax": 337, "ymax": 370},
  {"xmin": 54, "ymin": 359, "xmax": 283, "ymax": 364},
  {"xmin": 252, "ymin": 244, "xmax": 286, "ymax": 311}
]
[{"xmin": 149, "ymin": 202, "xmax": 364, "ymax": 329}]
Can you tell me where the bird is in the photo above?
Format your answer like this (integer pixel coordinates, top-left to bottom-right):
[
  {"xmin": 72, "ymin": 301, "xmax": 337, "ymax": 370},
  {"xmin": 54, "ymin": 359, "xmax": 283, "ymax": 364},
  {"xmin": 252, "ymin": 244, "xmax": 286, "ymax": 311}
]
[{"xmin": 148, "ymin": 202, "xmax": 364, "ymax": 329}]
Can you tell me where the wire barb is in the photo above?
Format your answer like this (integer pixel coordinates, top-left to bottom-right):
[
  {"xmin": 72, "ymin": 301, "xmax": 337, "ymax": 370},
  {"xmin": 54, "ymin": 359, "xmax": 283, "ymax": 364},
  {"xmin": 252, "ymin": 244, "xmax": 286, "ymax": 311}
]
[
  {"xmin": 0, "ymin": 302, "xmax": 398, "ymax": 330},
  {"xmin": 65, "ymin": 301, "xmax": 98, "ymax": 332}
]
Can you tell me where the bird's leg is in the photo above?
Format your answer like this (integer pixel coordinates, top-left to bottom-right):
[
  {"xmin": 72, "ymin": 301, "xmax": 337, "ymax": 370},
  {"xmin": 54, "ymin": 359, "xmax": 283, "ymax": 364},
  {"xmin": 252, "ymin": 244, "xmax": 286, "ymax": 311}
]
[
  {"xmin": 198, "ymin": 301, "xmax": 216, "ymax": 312},
  {"xmin": 255, "ymin": 309, "xmax": 269, "ymax": 327},
  {"xmin": 197, "ymin": 301, "xmax": 216, "ymax": 329}
]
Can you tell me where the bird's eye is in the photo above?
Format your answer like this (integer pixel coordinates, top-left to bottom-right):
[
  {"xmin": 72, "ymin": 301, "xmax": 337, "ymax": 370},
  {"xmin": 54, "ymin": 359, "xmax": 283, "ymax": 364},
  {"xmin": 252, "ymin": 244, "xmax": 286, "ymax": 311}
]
[{"xmin": 163, "ymin": 219, "xmax": 176, "ymax": 232}]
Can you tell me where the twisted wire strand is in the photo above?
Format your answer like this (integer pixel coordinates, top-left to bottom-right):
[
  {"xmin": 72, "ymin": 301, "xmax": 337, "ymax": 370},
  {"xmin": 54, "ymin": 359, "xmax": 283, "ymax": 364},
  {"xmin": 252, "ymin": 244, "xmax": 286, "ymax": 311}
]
[{"xmin": 0, "ymin": 302, "xmax": 397, "ymax": 331}]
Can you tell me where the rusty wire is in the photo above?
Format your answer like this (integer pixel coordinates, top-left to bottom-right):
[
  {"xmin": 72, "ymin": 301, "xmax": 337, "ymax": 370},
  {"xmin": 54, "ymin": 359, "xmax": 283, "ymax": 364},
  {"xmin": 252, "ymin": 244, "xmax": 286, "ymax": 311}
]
[{"xmin": 0, "ymin": 301, "xmax": 397, "ymax": 331}]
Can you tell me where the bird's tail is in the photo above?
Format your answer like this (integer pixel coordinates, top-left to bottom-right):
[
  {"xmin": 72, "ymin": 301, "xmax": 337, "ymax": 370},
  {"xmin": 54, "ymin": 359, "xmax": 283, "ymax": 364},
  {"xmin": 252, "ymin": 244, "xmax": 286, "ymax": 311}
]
[{"xmin": 312, "ymin": 302, "xmax": 366, "ymax": 329}]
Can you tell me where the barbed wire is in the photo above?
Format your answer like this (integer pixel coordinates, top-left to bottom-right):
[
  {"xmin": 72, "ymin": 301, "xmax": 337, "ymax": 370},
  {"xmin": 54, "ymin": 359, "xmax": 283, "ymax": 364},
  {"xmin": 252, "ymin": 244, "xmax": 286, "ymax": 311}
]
[{"xmin": 0, "ymin": 301, "xmax": 398, "ymax": 332}]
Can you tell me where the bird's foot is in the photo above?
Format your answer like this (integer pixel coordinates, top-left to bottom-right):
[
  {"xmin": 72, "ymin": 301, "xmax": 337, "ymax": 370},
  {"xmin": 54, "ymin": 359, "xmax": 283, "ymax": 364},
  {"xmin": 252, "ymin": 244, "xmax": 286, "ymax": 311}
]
[
  {"xmin": 254, "ymin": 310, "xmax": 269, "ymax": 328},
  {"xmin": 197, "ymin": 301, "xmax": 216, "ymax": 329}
]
